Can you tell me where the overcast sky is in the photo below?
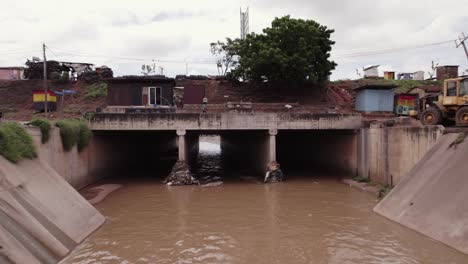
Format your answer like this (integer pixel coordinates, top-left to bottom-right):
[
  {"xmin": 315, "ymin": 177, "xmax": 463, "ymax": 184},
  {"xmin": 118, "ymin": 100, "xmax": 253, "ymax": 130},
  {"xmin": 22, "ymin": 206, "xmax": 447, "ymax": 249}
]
[{"xmin": 1, "ymin": 0, "xmax": 468, "ymax": 80}]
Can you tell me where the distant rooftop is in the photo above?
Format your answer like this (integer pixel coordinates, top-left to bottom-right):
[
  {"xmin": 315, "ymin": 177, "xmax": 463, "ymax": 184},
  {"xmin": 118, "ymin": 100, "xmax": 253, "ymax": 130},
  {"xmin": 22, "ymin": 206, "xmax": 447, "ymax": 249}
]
[{"xmin": 363, "ymin": 65, "xmax": 380, "ymax": 71}]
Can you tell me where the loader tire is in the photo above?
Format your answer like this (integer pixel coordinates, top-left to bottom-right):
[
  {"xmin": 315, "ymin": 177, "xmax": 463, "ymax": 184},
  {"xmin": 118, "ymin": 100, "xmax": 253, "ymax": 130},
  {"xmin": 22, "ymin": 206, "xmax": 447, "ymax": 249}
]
[
  {"xmin": 420, "ymin": 107, "xmax": 442, "ymax": 126},
  {"xmin": 455, "ymin": 106, "xmax": 468, "ymax": 127}
]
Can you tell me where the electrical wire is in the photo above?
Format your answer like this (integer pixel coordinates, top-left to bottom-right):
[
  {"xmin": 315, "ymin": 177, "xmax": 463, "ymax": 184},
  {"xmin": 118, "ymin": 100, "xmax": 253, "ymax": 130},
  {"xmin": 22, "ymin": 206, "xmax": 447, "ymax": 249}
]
[
  {"xmin": 332, "ymin": 39, "xmax": 455, "ymax": 59},
  {"xmin": 5, "ymin": 38, "xmax": 456, "ymax": 67},
  {"xmin": 46, "ymin": 46, "xmax": 217, "ymax": 64}
]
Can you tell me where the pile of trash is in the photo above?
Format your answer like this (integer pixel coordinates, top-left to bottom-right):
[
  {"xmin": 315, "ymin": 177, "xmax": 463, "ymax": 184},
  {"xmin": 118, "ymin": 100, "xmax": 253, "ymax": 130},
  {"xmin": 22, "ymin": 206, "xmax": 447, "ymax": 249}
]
[
  {"xmin": 264, "ymin": 161, "xmax": 284, "ymax": 183},
  {"xmin": 164, "ymin": 161, "xmax": 199, "ymax": 186}
]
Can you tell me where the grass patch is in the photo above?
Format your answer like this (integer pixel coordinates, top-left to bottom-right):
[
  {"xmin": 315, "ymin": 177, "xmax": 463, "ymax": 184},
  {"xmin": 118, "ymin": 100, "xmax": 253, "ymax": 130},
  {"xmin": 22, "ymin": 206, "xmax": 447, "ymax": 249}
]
[
  {"xmin": 357, "ymin": 79, "xmax": 440, "ymax": 94},
  {"xmin": 378, "ymin": 185, "xmax": 393, "ymax": 198},
  {"xmin": 0, "ymin": 123, "xmax": 37, "ymax": 163},
  {"xmin": 55, "ymin": 119, "xmax": 92, "ymax": 152},
  {"xmin": 28, "ymin": 118, "xmax": 51, "ymax": 144},
  {"xmin": 85, "ymin": 82, "xmax": 107, "ymax": 99},
  {"xmin": 352, "ymin": 176, "xmax": 371, "ymax": 183}
]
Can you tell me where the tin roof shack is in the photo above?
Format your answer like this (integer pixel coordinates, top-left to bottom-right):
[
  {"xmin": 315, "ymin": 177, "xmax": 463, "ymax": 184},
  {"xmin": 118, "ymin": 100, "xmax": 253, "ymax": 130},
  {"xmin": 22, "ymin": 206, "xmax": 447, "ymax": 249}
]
[
  {"xmin": 394, "ymin": 93, "xmax": 418, "ymax": 116},
  {"xmin": 413, "ymin": 71, "xmax": 425, "ymax": 81},
  {"xmin": 408, "ymin": 85, "xmax": 441, "ymax": 98},
  {"xmin": 354, "ymin": 84, "xmax": 397, "ymax": 112},
  {"xmin": 436, "ymin": 65, "xmax": 458, "ymax": 80},
  {"xmin": 107, "ymin": 76, "xmax": 175, "ymax": 107},
  {"xmin": 363, "ymin": 65, "xmax": 380, "ymax": 78},
  {"xmin": 384, "ymin": 71, "xmax": 395, "ymax": 80},
  {"xmin": 0, "ymin": 67, "xmax": 25, "ymax": 80},
  {"xmin": 398, "ymin": 72, "xmax": 413, "ymax": 80}
]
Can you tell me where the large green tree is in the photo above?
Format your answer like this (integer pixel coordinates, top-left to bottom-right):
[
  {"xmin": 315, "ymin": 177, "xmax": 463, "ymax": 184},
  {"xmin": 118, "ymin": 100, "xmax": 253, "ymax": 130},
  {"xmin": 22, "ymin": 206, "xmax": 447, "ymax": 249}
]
[{"xmin": 221, "ymin": 16, "xmax": 336, "ymax": 84}]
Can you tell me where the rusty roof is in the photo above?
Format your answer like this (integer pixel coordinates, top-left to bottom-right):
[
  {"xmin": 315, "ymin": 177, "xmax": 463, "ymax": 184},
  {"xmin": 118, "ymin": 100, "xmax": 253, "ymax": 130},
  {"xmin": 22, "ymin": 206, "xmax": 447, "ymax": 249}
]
[{"xmin": 409, "ymin": 85, "xmax": 441, "ymax": 93}]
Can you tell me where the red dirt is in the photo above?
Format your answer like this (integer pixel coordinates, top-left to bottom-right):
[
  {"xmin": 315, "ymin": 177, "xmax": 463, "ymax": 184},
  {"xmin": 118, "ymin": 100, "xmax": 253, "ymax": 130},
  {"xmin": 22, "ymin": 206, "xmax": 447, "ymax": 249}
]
[
  {"xmin": 1, "ymin": 78, "xmax": 358, "ymax": 121},
  {"xmin": 0, "ymin": 80, "xmax": 106, "ymax": 121}
]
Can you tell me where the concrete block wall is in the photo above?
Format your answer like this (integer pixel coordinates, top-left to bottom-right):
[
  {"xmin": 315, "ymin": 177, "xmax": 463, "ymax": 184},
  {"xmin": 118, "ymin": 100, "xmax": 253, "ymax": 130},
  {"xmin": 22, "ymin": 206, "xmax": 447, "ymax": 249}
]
[
  {"xmin": 27, "ymin": 127, "xmax": 117, "ymax": 189},
  {"xmin": 357, "ymin": 126, "xmax": 444, "ymax": 185}
]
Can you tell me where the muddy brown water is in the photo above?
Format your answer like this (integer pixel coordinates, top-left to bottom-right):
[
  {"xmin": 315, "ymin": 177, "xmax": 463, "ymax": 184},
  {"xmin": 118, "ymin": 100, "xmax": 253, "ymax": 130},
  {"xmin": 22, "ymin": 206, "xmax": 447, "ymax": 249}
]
[{"xmin": 63, "ymin": 152, "xmax": 468, "ymax": 264}]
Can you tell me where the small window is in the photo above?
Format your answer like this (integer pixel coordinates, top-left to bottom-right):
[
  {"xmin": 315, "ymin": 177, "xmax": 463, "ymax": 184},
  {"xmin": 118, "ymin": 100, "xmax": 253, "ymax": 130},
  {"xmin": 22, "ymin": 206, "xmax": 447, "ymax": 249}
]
[
  {"xmin": 446, "ymin": 81, "xmax": 457, "ymax": 96},
  {"xmin": 460, "ymin": 80, "xmax": 468, "ymax": 96}
]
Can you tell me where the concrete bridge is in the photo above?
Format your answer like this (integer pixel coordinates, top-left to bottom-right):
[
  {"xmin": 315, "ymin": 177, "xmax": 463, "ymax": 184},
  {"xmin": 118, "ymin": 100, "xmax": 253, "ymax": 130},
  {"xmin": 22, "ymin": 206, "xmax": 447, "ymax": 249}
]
[{"xmin": 90, "ymin": 112, "xmax": 362, "ymax": 175}]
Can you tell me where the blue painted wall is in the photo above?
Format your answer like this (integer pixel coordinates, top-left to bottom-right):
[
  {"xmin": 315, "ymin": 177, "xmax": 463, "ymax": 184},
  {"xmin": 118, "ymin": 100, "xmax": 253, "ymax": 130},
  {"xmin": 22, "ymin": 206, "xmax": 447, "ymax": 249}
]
[{"xmin": 355, "ymin": 89, "xmax": 394, "ymax": 112}]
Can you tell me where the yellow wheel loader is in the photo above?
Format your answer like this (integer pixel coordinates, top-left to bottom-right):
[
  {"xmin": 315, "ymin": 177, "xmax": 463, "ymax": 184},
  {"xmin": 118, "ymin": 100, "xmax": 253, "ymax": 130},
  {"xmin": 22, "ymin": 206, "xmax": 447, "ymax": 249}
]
[{"xmin": 415, "ymin": 77, "xmax": 468, "ymax": 126}]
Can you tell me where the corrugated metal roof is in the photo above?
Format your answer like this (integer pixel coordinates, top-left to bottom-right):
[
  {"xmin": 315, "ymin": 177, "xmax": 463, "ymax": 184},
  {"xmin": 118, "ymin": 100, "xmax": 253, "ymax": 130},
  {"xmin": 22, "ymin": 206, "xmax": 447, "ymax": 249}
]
[{"xmin": 353, "ymin": 84, "xmax": 397, "ymax": 91}]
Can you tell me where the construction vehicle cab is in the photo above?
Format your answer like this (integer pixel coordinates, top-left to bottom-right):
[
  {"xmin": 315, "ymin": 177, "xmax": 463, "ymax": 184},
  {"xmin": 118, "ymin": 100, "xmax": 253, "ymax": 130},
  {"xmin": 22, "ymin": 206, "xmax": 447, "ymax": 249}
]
[{"xmin": 419, "ymin": 77, "xmax": 468, "ymax": 126}]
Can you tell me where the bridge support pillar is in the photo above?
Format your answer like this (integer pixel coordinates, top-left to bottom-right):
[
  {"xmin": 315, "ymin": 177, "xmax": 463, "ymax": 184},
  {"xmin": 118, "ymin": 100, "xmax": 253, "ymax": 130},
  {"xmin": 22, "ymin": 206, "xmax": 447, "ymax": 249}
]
[
  {"xmin": 268, "ymin": 129, "xmax": 277, "ymax": 163},
  {"xmin": 176, "ymin": 129, "xmax": 186, "ymax": 161}
]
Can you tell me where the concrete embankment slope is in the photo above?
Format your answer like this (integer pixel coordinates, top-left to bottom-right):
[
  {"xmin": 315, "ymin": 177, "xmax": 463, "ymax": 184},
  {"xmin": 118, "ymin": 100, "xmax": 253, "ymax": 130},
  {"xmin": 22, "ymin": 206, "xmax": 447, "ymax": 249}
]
[
  {"xmin": 0, "ymin": 157, "xmax": 105, "ymax": 263},
  {"xmin": 374, "ymin": 133, "xmax": 468, "ymax": 254}
]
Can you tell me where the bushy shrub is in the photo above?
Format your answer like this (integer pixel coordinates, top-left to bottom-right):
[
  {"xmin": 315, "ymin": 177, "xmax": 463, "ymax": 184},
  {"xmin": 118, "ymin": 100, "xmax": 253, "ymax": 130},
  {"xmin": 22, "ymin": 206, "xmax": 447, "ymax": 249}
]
[
  {"xmin": 79, "ymin": 70, "xmax": 100, "ymax": 84},
  {"xmin": 85, "ymin": 83, "xmax": 108, "ymax": 99},
  {"xmin": 29, "ymin": 118, "xmax": 51, "ymax": 143},
  {"xmin": 55, "ymin": 119, "xmax": 92, "ymax": 152},
  {"xmin": 0, "ymin": 123, "xmax": 37, "ymax": 163},
  {"xmin": 77, "ymin": 121, "xmax": 92, "ymax": 151}
]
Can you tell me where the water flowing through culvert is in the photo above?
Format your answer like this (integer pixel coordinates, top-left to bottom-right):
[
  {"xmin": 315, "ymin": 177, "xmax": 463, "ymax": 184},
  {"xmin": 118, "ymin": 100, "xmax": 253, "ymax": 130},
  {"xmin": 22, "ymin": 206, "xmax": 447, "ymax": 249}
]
[{"xmin": 62, "ymin": 138, "xmax": 468, "ymax": 264}]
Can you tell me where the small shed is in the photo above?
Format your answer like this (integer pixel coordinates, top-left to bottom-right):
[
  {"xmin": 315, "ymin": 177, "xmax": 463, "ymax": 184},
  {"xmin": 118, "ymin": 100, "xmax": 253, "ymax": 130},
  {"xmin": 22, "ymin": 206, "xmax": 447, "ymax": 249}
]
[
  {"xmin": 413, "ymin": 71, "xmax": 425, "ymax": 81},
  {"xmin": 32, "ymin": 90, "xmax": 57, "ymax": 112},
  {"xmin": 106, "ymin": 76, "xmax": 175, "ymax": 106},
  {"xmin": 354, "ymin": 84, "xmax": 396, "ymax": 112},
  {"xmin": 436, "ymin": 65, "xmax": 458, "ymax": 80},
  {"xmin": 408, "ymin": 85, "xmax": 441, "ymax": 98},
  {"xmin": 363, "ymin": 65, "xmax": 379, "ymax": 78},
  {"xmin": 398, "ymin": 73, "xmax": 413, "ymax": 80},
  {"xmin": 0, "ymin": 67, "xmax": 25, "ymax": 80},
  {"xmin": 384, "ymin": 71, "xmax": 395, "ymax": 80},
  {"xmin": 394, "ymin": 93, "xmax": 418, "ymax": 116}
]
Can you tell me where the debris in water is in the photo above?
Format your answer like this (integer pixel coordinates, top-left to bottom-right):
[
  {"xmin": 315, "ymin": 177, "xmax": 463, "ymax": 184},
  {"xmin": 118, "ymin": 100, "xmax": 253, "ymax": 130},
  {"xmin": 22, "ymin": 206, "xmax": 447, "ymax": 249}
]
[{"xmin": 163, "ymin": 161, "xmax": 199, "ymax": 186}]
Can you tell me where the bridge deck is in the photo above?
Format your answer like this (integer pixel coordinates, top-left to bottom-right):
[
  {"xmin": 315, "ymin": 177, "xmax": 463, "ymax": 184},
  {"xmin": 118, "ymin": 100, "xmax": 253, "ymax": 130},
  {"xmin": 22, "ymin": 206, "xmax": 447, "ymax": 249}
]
[{"xmin": 90, "ymin": 112, "xmax": 362, "ymax": 130}]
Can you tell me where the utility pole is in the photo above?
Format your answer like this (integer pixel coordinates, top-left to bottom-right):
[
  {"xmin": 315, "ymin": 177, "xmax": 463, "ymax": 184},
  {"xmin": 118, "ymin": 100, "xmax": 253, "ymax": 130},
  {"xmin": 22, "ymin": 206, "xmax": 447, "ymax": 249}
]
[
  {"xmin": 455, "ymin": 33, "xmax": 468, "ymax": 63},
  {"xmin": 42, "ymin": 43, "xmax": 48, "ymax": 117}
]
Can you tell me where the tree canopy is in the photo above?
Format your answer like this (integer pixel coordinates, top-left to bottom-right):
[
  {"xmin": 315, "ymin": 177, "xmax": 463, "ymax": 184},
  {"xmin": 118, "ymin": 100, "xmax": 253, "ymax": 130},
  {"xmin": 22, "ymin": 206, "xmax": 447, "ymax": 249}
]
[{"xmin": 213, "ymin": 16, "xmax": 336, "ymax": 85}]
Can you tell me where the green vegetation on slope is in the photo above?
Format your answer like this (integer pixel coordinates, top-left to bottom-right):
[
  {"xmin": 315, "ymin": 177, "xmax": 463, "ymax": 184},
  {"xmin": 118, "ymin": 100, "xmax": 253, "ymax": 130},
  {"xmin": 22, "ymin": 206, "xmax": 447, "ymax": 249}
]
[
  {"xmin": 357, "ymin": 79, "xmax": 441, "ymax": 94},
  {"xmin": 55, "ymin": 119, "xmax": 92, "ymax": 152},
  {"xmin": 85, "ymin": 82, "xmax": 108, "ymax": 99},
  {"xmin": 0, "ymin": 123, "xmax": 37, "ymax": 163},
  {"xmin": 29, "ymin": 118, "xmax": 51, "ymax": 144},
  {"xmin": 353, "ymin": 175, "xmax": 371, "ymax": 183}
]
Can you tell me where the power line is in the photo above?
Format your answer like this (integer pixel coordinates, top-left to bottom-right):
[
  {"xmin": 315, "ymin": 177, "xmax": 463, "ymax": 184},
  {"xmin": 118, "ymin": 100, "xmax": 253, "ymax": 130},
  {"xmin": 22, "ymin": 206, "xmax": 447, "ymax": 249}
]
[
  {"xmin": 332, "ymin": 39, "xmax": 456, "ymax": 59},
  {"xmin": 46, "ymin": 46, "xmax": 217, "ymax": 65},
  {"xmin": 455, "ymin": 33, "xmax": 468, "ymax": 63},
  {"xmin": 41, "ymin": 38, "xmax": 461, "ymax": 66}
]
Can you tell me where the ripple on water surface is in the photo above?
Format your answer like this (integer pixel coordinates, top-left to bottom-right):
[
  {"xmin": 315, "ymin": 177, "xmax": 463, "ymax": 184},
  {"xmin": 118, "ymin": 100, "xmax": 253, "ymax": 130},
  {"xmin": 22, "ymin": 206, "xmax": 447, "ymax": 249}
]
[{"xmin": 63, "ymin": 177, "xmax": 468, "ymax": 264}]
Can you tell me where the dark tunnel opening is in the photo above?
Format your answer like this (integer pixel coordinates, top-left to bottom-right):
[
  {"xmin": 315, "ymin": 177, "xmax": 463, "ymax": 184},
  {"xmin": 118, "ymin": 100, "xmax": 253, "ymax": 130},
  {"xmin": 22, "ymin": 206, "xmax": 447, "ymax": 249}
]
[
  {"xmin": 276, "ymin": 130, "xmax": 358, "ymax": 179},
  {"xmin": 93, "ymin": 129, "xmax": 358, "ymax": 183},
  {"xmin": 93, "ymin": 130, "xmax": 178, "ymax": 181}
]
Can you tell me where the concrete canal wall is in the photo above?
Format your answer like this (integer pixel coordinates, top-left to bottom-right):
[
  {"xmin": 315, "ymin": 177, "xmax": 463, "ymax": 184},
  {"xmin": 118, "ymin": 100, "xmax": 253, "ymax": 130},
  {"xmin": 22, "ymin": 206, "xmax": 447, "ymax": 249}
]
[
  {"xmin": 0, "ymin": 156, "xmax": 105, "ymax": 263},
  {"xmin": 27, "ymin": 127, "xmax": 118, "ymax": 189},
  {"xmin": 0, "ymin": 126, "xmax": 112, "ymax": 263},
  {"xmin": 357, "ymin": 125, "xmax": 444, "ymax": 186},
  {"xmin": 375, "ymin": 132, "xmax": 468, "ymax": 255}
]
